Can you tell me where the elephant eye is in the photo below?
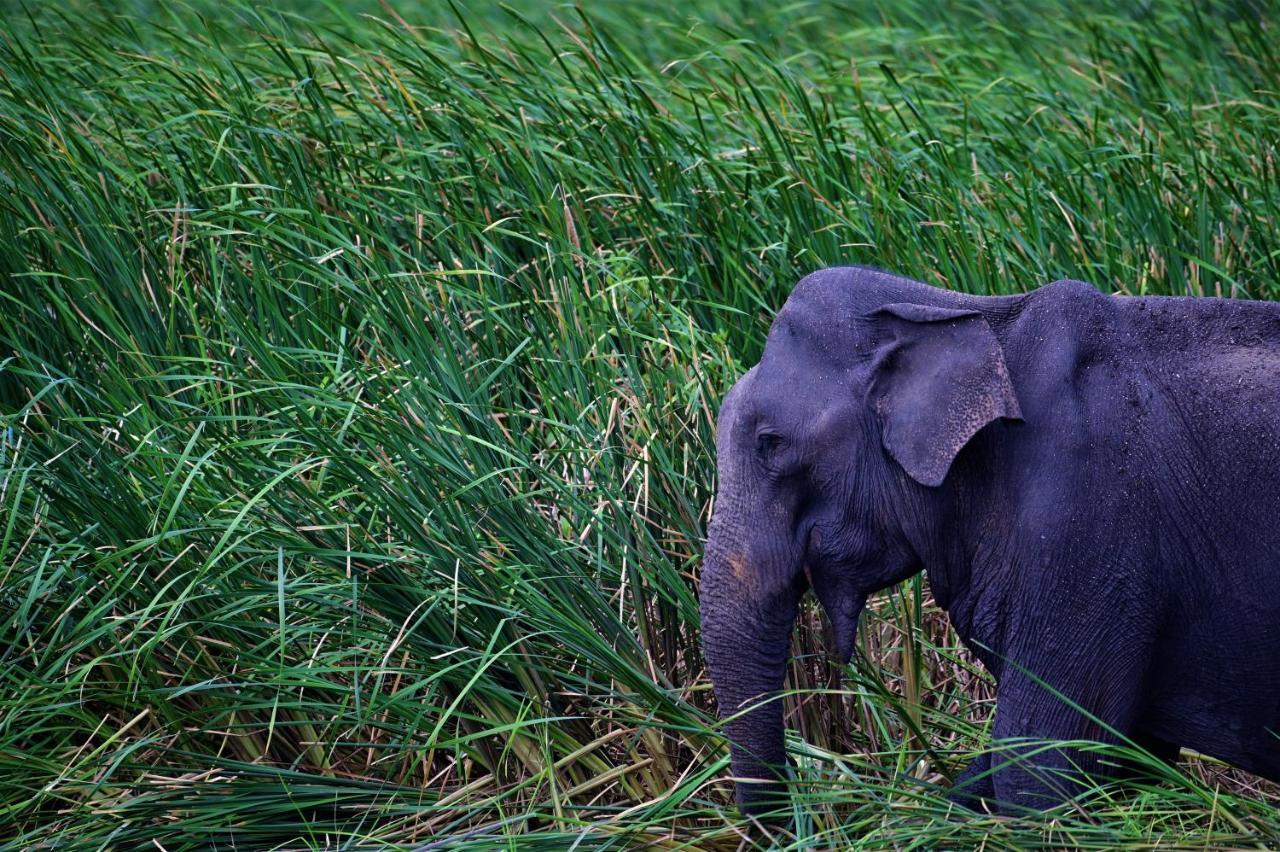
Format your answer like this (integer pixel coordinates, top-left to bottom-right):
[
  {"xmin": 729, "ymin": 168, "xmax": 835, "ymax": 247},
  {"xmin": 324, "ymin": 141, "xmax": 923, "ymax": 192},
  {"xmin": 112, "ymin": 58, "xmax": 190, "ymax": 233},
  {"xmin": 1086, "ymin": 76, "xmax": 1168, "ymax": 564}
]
[{"xmin": 755, "ymin": 432, "xmax": 783, "ymax": 459}]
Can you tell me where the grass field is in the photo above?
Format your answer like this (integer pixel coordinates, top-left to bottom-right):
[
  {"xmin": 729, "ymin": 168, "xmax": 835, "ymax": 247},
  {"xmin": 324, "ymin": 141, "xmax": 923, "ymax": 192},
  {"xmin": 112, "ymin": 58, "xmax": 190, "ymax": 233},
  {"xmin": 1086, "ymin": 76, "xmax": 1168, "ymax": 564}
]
[{"xmin": 2, "ymin": 0, "xmax": 1279, "ymax": 847}]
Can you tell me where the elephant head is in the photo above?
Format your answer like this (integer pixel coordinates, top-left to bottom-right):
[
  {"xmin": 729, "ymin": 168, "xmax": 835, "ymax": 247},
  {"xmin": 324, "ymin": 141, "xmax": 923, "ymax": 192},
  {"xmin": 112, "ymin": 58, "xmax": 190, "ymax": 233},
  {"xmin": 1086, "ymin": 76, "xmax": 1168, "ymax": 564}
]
[{"xmin": 700, "ymin": 285, "xmax": 1022, "ymax": 814}]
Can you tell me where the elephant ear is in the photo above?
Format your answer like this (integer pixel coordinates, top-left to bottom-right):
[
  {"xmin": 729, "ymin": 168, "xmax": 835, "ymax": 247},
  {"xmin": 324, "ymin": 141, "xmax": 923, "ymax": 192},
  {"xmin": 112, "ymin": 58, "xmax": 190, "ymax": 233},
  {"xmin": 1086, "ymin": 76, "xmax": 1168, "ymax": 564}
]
[{"xmin": 867, "ymin": 303, "xmax": 1022, "ymax": 487}]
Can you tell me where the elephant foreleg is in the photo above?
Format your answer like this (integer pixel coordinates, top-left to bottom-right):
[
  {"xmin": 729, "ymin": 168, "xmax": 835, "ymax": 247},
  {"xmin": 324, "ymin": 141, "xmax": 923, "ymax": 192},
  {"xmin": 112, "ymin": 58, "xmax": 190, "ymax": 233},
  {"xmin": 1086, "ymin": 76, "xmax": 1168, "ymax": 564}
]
[
  {"xmin": 985, "ymin": 661, "xmax": 1148, "ymax": 812},
  {"xmin": 947, "ymin": 749, "xmax": 995, "ymax": 811},
  {"xmin": 1113, "ymin": 731, "xmax": 1180, "ymax": 784}
]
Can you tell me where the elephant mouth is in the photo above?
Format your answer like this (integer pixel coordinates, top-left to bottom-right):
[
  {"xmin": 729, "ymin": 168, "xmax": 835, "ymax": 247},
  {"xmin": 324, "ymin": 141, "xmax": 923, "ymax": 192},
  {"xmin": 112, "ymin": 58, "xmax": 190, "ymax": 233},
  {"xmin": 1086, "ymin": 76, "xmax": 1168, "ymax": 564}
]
[
  {"xmin": 808, "ymin": 563, "xmax": 865, "ymax": 665},
  {"xmin": 828, "ymin": 593, "xmax": 866, "ymax": 665},
  {"xmin": 802, "ymin": 531, "xmax": 867, "ymax": 665}
]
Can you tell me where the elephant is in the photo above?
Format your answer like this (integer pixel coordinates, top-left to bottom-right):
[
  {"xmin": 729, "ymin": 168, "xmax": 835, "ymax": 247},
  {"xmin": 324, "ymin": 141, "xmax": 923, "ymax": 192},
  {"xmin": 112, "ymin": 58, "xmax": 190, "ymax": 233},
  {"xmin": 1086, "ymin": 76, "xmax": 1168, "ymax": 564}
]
[{"xmin": 699, "ymin": 265, "xmax": 1280, "ymax": 814}]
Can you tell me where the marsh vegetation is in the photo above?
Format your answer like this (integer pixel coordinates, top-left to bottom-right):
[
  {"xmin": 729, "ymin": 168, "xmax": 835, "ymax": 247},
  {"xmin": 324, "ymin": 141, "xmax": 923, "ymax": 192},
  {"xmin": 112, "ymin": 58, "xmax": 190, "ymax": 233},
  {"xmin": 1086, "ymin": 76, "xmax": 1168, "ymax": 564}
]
[{"xmin": 1, "ymin": 0, "xmax": 1278, "ymax": 846}]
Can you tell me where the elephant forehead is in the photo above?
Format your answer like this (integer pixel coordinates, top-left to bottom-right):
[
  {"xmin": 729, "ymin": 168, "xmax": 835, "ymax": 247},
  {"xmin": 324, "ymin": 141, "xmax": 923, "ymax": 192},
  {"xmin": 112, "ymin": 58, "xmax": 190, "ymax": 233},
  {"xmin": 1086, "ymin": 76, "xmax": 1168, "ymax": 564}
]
[
  {"xmin": 765, "ymin": 307, "xmax": 857, "ymax": 362},
  {"xmin": 749, "ymin": 353, "xmax": 851, "ymax": 417}
]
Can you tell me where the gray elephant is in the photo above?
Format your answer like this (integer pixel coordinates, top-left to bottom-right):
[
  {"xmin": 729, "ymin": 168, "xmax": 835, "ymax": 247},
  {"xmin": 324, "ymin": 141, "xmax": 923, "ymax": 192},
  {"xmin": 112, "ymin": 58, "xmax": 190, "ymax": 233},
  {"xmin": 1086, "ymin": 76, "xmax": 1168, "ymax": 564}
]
[{"xmin": 700, "ymin": 266, "xmax": 1280, "ymax": 813}]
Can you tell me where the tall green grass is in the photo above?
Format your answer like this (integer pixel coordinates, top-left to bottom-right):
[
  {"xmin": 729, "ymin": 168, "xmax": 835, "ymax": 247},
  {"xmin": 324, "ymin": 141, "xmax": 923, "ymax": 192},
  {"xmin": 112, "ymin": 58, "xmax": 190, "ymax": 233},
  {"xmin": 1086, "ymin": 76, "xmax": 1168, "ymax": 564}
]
[{"xmin": 1, "ymin": 0, "xmax": 1277, "ymax": 847}]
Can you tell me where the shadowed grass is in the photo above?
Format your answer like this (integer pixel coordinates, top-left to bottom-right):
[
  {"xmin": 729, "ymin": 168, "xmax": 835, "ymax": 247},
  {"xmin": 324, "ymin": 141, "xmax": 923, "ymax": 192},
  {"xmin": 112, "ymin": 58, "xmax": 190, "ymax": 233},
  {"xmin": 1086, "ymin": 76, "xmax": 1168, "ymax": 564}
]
[{"xmin": 1, "ymin": 0, "xmax": 1278, "ymax": 847}]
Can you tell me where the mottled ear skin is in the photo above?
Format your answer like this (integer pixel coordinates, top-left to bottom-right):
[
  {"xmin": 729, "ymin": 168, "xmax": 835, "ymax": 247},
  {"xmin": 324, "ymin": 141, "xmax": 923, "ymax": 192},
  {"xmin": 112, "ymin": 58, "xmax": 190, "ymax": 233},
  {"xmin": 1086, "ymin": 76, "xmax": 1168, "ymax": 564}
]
[{"xmin": 867, "ymin": 303, "xmax": 1023, "ymax": 487}]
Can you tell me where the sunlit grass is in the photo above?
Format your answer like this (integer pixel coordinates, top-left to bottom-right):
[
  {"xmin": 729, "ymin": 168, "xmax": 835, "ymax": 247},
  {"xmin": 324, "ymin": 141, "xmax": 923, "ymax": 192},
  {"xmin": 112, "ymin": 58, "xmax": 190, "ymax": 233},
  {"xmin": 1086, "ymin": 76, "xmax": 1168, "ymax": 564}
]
[{"xmin": 1, "ymin": 0, "xmax": 1277, "ymax": 847}]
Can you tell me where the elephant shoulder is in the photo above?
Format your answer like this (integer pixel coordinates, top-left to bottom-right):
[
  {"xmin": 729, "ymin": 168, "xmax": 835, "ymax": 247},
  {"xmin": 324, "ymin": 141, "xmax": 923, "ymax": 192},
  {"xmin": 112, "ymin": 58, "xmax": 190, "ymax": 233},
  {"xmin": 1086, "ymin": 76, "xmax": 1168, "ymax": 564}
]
[
  {"xmin": 1003, "ymin": 278, "xmax": 1119, "ymax": 369},
  {"xmin": 1036, "ymin": 277, "xmax": 1105, "ymax": 299},
  {"xmin": 1017, "ymin": 278, "xmax": 1113, "ymax": 325}
]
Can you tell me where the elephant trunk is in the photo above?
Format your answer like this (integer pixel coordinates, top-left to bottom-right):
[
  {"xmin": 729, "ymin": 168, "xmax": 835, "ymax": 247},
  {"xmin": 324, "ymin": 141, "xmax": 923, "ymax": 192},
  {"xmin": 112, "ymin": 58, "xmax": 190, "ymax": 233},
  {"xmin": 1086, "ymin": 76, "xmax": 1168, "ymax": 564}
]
[{"xmin": 700, "ymin": 528, "xmax": 801, "ymax": 815}]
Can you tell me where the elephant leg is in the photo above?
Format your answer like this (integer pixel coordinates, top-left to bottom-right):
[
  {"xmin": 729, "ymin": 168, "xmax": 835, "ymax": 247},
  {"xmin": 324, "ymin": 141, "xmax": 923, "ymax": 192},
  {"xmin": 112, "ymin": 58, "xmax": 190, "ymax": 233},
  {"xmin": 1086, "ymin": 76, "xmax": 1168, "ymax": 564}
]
[
  {"xmin": 947, "ymin": 721, "xmax": 1173, "ymax": 811},
  {"xmin": 985, "ymin": 661, "xmax": 1147, "ymax": 812},
  {"xmin": 946, "ymin": 750, "xmax": 995, "ymax": 811},
  {"xmin": 1111, "ymin": 731, "xmax": 1180, "ymax": 784},
  {"xmin": 1134, "ymin": 733, "xmax": 1180, "ymax": 766}
]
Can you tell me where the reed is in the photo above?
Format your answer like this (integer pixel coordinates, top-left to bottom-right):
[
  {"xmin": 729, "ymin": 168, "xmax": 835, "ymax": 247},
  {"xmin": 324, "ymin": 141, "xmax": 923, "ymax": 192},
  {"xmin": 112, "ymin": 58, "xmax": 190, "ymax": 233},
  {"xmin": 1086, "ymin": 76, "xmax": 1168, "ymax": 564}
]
[{"xmin": 1, "ymin": 0, "xmax": 1276, "ymax": 846}]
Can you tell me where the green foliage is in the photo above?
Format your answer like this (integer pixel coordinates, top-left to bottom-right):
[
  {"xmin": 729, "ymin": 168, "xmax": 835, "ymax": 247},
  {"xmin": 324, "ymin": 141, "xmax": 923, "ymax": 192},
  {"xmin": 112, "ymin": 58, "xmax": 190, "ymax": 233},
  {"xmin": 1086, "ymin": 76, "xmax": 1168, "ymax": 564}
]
[{"xmin": 1, "ymin": 0, "xmax": 1277, "ymax": 847}]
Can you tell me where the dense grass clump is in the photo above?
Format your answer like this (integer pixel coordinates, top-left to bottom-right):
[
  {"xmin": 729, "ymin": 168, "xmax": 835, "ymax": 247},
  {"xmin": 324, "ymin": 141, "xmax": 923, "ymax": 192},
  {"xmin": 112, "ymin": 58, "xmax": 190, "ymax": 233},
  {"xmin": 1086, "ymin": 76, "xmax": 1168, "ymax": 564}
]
[{"xmin": 1, "ymin": 0, "xmax": 1278, "ymax": 847}]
